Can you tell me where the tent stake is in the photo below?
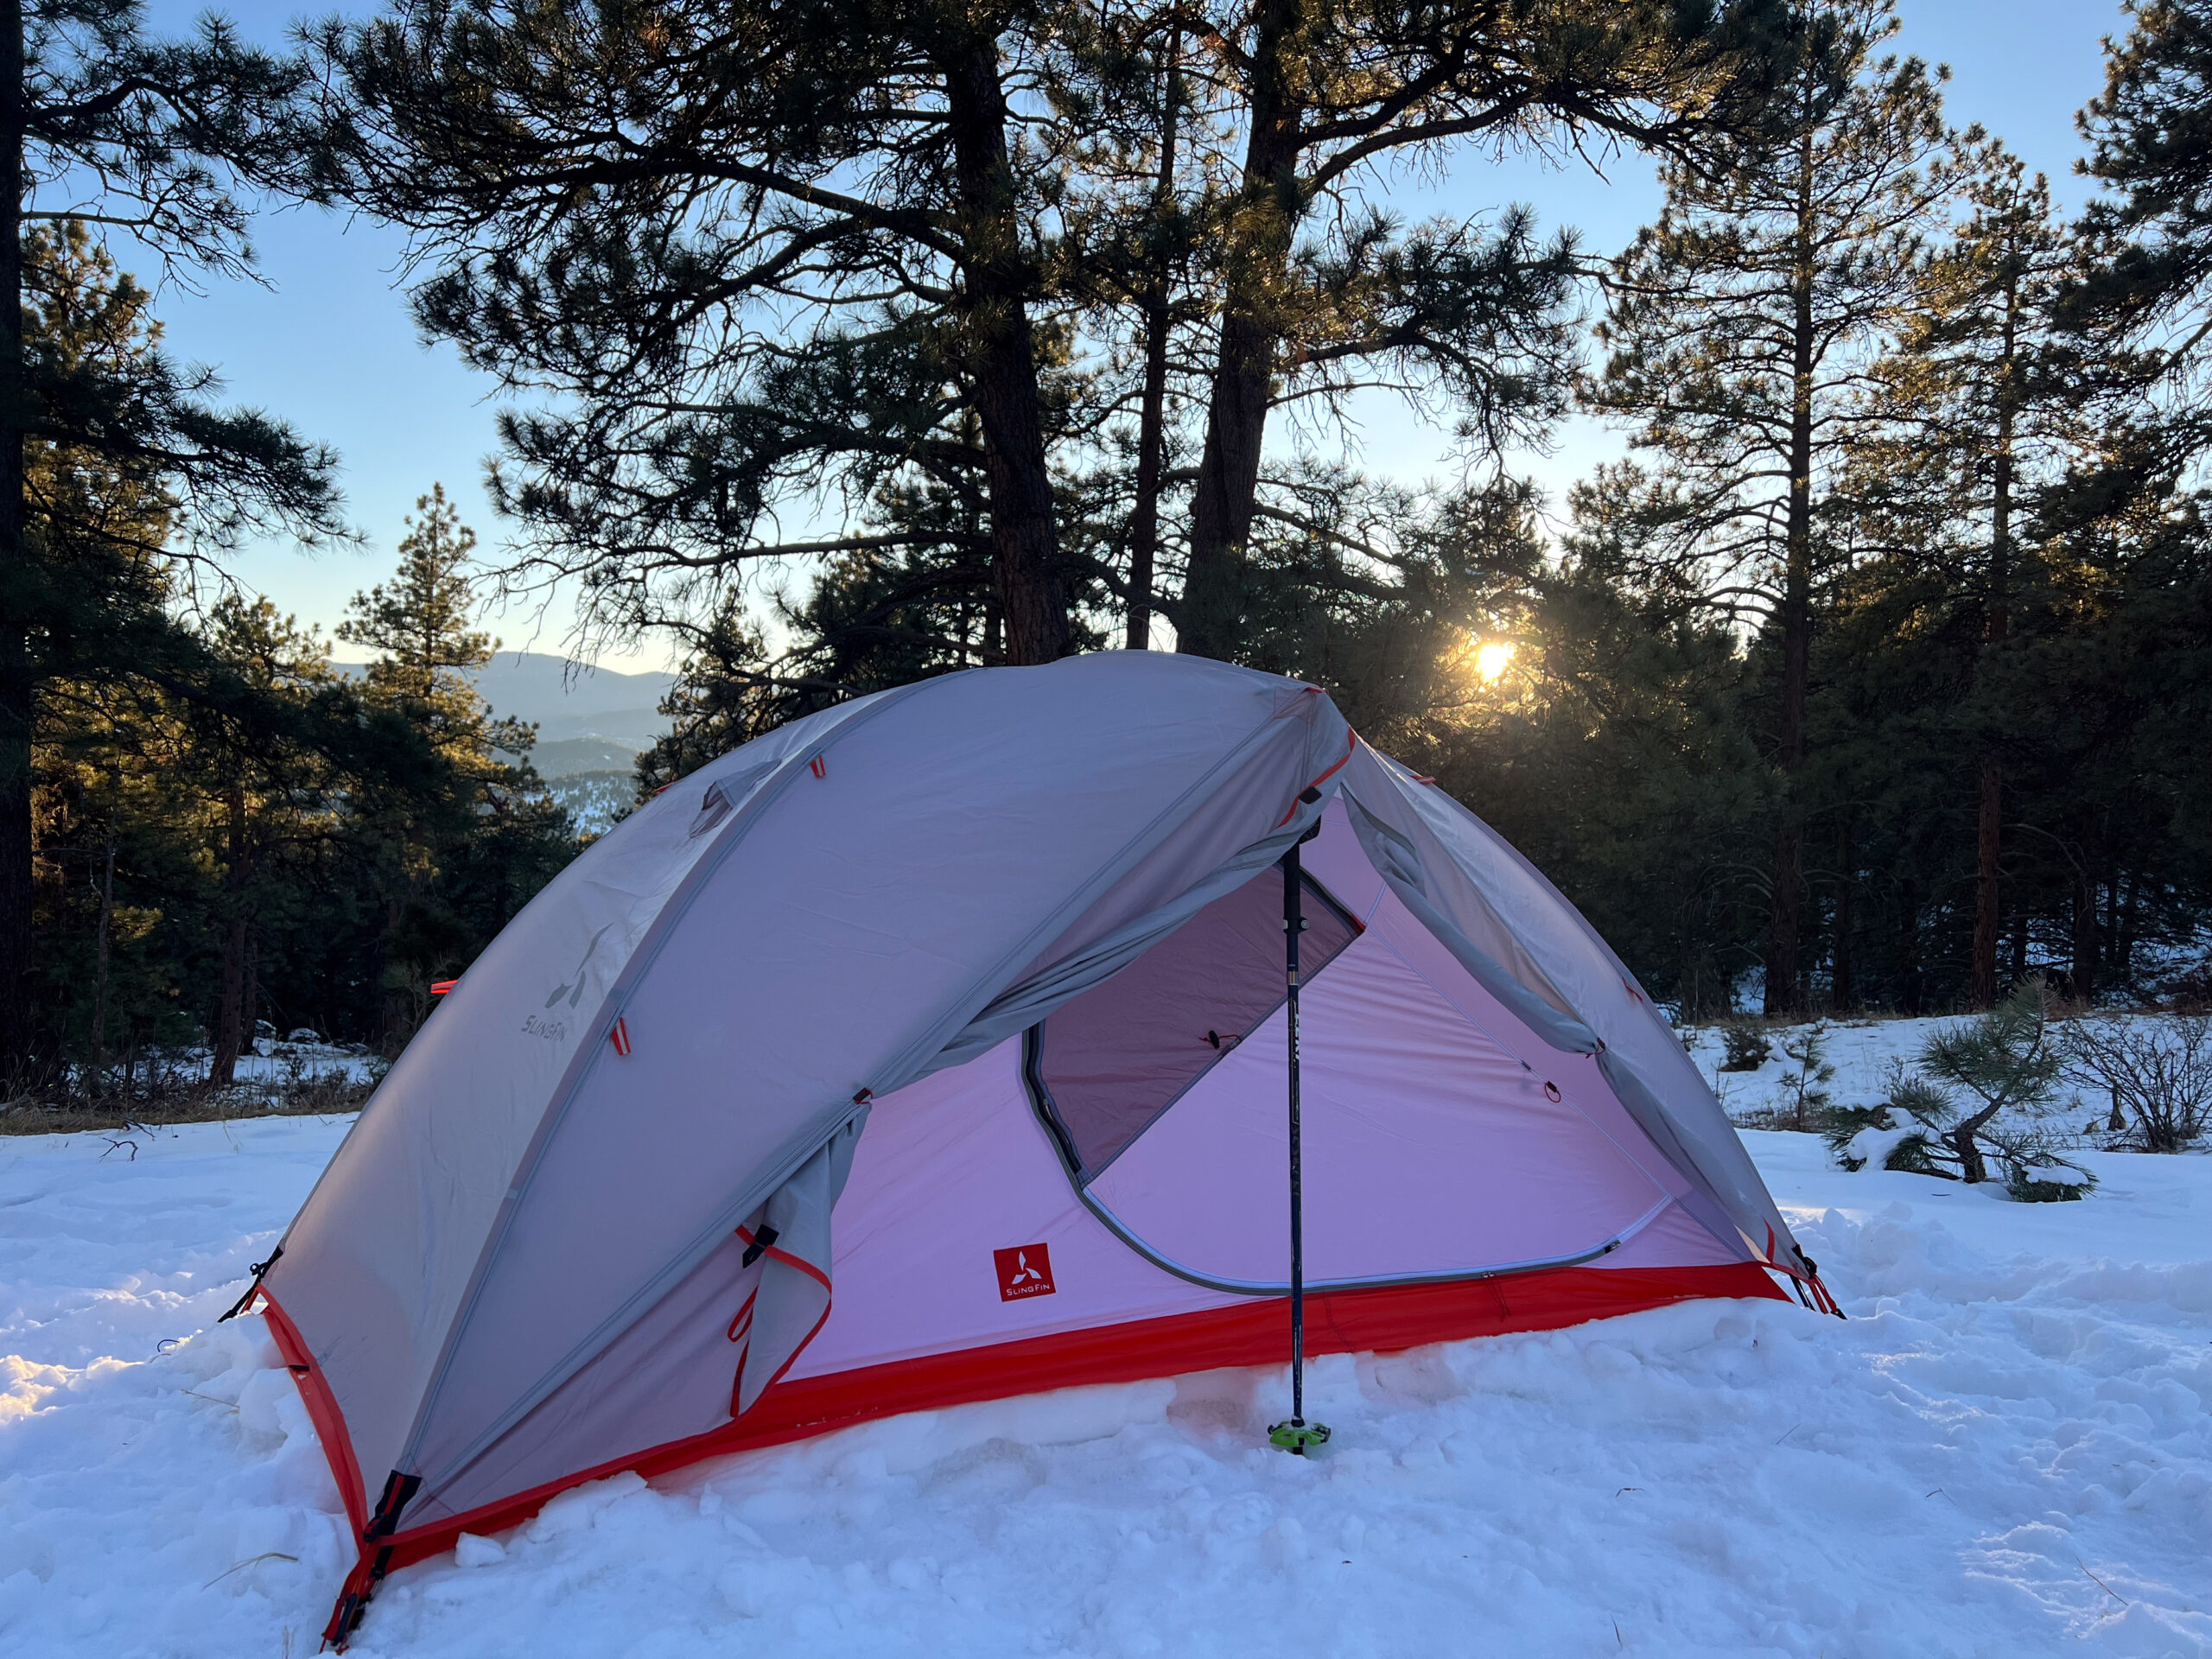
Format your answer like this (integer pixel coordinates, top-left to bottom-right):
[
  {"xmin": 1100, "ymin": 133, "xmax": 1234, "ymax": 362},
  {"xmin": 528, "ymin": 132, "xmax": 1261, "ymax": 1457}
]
[{"xmin": 1269, "ymin": 840, "xmax": 1330, "ymax": 1456}]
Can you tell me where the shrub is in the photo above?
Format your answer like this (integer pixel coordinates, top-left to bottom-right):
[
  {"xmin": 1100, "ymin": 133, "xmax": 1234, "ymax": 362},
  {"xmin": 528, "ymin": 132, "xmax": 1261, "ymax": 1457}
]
[
  {"xmin": 2059, "ymin": 1015, "xmax": 2212, "ymax": 1153},
  {"xmin": 2005, "ymin": 1162, "xmax": 2097, "ymax": 1203},
  {"xmin": 1826, "ymin": 1064, "xmax": 1955, "ymax": 1175},
  {"xmin": 1717, "ymin": 1024, "xmax": 1771, "ymax": 1072}
]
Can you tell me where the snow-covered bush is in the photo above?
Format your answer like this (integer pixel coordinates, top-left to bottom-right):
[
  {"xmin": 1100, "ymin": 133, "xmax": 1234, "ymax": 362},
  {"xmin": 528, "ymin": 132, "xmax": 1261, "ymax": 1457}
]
[
  {"xmin": 1716, "ymin": 1023, "xmax": 1771, "ymax": 1072},
  {"xmin": 2005, "ymin": 1162, "xmax": 2096, "ymax": 1203},
  {"xmin": 1826, "ymin": 1065, "xmax": 1951, "ymax": 1175}
]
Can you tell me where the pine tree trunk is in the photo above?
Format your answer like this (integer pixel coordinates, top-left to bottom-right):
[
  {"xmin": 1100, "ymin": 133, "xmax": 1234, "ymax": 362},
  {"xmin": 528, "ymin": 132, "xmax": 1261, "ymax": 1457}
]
[
  {"xmin": 379, "ymin": 887, "xmax": 410, "ymax": 1052},
  {"xmin": 1764, "ymin": 129, "xmax": 1818, "ymax": 1018},
  {"xmin": 88, "ymin": 804, "xmax": 116, "ymax": 1095},
  {"xmin": 1125, "ymin": 30, "xmax": 1179, "ymax": 652},
  {"xmin": 1971, "ymin": 280, "xmax": 2019, "ymax": 1008},
  {"xmin": 1179, "ymin": 0, "xmax": 1303, "ymax": 662},
  {"xmin": 1897, "ymin": 879, "xmax": 1923, "ymax": 1015},
  {"xmin": 941, "ymin": 36, "xmax": 1070, "ymax": 667},
  {"xmin": 209, "ymin": 785, "xmax": 251, "ymax": 1089},
  {"xmin": 1947, "ymin": 1103, "xmax": 2000, "ymax": 1184},
  {"xmin": 1832, "ymin": 812, "xmax": 1854, "ymax": 1011},
  {"xmin": 1972, "ymin": 754, "xmax": 2003, "ymax": 1006},
  {"xmin": 0, "ymin": 0, "xmax": 31, "ymax": 1088},
  {"xmin": 2118, "ymin": 868, "xmax": 2138, "ymax": 985},
  {"xmin": 2069, "ymin": 856, "xmax": 2098, "ymax": 1002}
]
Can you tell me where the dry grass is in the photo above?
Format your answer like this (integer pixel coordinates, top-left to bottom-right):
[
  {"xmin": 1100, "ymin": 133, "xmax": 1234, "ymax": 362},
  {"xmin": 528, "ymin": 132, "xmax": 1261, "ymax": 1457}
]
[{"xmin": 0, "ymin": 1066, "xmax": 376, "ymax": 1136}]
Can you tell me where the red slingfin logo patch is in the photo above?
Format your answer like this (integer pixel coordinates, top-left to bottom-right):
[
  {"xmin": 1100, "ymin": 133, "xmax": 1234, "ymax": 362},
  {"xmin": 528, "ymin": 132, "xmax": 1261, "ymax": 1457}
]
[{"xmin": 994, "ymin": 1243, "xmax": 1056, "ymax": 1302}]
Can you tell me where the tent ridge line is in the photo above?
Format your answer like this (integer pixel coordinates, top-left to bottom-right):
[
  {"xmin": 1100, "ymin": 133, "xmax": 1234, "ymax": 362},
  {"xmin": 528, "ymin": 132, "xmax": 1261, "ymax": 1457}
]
[{"xmin": 389, "ymin": 681, "xmax": 938, "ymax": 1499}]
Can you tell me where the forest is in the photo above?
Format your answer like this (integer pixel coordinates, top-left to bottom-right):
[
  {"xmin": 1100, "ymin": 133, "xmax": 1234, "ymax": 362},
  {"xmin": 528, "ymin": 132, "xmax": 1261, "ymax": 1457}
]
[{"xmin": 6, "ymin": 0, "xmax": 2212, "ymax": 1101}]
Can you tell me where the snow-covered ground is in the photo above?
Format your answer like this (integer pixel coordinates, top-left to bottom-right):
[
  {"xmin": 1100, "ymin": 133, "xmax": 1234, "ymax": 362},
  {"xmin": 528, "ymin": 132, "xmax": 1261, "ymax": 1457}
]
[
  {"xmin": 35, "ymin": 1036, "xmax": 384, "ymax": 1109},
  {"xmin": 3, "ymin": 1067, "xmax": 2209, "ymax": 1656},
  {"xmin": 1676, "ymin": 1009, "xmax": 2199, "ymax": 1134}
]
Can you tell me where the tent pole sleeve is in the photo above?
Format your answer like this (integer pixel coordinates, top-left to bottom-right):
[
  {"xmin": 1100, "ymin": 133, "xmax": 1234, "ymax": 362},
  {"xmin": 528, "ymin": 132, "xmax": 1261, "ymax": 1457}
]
[{"xmin": 1283, "ymin": 844, "xmax": 1306, "ymax": 1427}]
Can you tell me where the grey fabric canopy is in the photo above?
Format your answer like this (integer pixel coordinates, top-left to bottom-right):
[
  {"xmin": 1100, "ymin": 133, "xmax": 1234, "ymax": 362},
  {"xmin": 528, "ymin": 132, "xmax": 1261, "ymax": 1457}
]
[{"xmin": 249, "ymin": 652, "xmax": 1818, "ymax": 1647}]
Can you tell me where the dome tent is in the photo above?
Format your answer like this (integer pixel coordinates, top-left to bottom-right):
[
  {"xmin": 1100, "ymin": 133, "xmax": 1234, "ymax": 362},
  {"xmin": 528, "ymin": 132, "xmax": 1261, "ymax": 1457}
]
[{"xmin": 240, "ymin": 653, "xmax": 1833, "ymax": 1645}]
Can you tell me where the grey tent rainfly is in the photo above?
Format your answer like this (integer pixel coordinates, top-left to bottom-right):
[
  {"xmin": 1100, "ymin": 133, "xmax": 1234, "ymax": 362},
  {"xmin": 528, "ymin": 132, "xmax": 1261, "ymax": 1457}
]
[{"xmin": 222, "ymin": 653, "xmax": 1834, "ymax": 1647}]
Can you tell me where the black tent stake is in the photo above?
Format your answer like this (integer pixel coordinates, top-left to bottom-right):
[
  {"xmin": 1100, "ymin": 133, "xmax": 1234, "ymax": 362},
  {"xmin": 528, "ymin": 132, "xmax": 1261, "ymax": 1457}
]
[{"xmin": 1269, "ymin": 843, "xmax": 1329, "ymax": 1455}]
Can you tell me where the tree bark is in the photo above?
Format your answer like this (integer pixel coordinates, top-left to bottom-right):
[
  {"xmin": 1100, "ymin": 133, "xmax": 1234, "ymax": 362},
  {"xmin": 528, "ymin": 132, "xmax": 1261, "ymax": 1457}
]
[
  {"xmin": 88, "ymin": 798, "xmax": 116, "ymax": 1095},
  {"xmin": 941, "ymin": 35, "xmax": 1071, "ymax": 666},
  {"xmin": 1764, "ymin": 126, "xmax": 1818, "ymax": 1018},
  {"xmin": 1179, "ymin": 0, "xmax": 1304, "ymax": 662},
  {"xmin": 0, "ymin": 0, "xmax": 31, "ymax": 1087},
  {"xmin": 1971, "ymin": 270, "xmax": 2020, "ymax": 1008},
  {"xmin": 2069, "ymin": 855, "xmax": 2098, "ymax": 1002},
  {"xmin": 209, "ymin": 785, "xmax": 251, "ymax": 1088},
  {"xmin": 1125, "ymin": 29, "xmax": 1180, "ymax": 652},
  {"xmin": 1897, "ymin": 877, "xmax": 1923, "ymax": 1015},
  {"xmin": 1971, "ymin": 753, "xmax": 2003, "ymax": 1006},
  {"xmin": 1947, "ymin": 1103, "xmax": 2000, "ymax": 1184},
  {"xmin": 1831, "ymin": 812, "xmax": 1854, "ymax": 1011}
]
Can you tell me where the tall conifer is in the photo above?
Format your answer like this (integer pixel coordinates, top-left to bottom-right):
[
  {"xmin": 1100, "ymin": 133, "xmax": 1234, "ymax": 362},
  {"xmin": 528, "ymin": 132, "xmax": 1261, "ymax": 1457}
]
[
  {"xmin": 1587, "ymin": 0, "xmax": 1948, "ymax": 1014},
  {"xmin": 0, "ymin": 0, "xmax": 343, "ymax": 1084}
]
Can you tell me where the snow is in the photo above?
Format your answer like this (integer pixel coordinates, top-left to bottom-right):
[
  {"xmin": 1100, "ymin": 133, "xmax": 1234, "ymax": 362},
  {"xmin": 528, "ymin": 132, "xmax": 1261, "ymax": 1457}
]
[
  {"xmin": 171, "ymin": 1037, "xmax": 382, "ymax": 1093},
  {"xmin": 1676, "ymin": 1011, "xmax": 2172, "ymax": 1137},
  {"xmin": 3, "ymin": 1071, "xmax": 2209, "ymax": 1656}
]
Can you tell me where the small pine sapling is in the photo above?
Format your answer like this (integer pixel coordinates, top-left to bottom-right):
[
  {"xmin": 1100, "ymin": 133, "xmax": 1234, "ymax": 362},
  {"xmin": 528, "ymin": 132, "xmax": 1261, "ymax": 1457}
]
[
  {"xmin": 1774, "ymin": 1024, "xmax": 1837, "ymax": 1130},
  {"xmin": 1916, "ymin": 982, "xmax": 2073, "ymax": 1186}
]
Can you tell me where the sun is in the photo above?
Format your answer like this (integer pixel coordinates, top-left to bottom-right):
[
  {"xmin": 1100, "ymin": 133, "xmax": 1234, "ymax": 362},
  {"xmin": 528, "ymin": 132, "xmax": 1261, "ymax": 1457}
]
[{"xmin": 1473, "ymin": 639, "xmax": 1516, "ymax": 682}]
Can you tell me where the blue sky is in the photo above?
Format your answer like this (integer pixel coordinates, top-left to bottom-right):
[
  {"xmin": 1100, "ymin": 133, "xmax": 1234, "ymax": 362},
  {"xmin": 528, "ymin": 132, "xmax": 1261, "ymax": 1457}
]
[{"xmin": 136, "ymin": 0, "xmax": 2128, "ymax": 671}]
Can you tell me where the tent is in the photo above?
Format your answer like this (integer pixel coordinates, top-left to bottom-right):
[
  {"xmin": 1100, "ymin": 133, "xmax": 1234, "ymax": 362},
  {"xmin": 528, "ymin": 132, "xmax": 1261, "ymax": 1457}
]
[{"xmin": 238, "ymin": 653, "xmax": 1834, "ymax": 1645}]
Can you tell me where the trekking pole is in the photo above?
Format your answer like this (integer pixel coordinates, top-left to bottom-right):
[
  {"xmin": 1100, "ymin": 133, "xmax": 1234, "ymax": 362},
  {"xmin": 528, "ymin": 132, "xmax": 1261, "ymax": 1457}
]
[{"xmin": 1269, "ymin": 839, "xmax": 1329, "ymax": 1455}]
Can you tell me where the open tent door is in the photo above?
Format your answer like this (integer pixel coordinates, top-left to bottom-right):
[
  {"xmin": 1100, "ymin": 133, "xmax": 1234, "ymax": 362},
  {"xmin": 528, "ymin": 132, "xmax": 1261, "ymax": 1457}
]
[{"xmin": 1023, "ymin": 858, "xmax": 1359, "ymax": 1186}]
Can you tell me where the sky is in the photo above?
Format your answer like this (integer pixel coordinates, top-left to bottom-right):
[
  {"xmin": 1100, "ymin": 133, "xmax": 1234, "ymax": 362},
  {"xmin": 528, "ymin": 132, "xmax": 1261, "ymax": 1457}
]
[{"xmin": 132, "ymin": 0, "xmax": 2130, "ymax": 672}]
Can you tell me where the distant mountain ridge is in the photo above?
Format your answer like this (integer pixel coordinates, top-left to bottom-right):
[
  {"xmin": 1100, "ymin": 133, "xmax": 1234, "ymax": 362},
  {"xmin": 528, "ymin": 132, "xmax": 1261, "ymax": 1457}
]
[{"xmin": 334, "ymin": 651, "xmax": 676, "ymax": 765}]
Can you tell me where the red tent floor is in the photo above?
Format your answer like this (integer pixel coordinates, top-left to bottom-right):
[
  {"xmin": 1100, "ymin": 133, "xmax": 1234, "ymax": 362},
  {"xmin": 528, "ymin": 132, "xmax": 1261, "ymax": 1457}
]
[{"xmin": 267, "ymin": 1259, "xmax": 1786, "ymax": 1591}]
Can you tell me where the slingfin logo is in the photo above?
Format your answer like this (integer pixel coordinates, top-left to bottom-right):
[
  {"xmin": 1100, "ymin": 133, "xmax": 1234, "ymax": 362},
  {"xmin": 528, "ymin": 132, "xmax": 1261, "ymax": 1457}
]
[{"xmin": 993, "ymin": 1243, "xmax": 1056, "ymax": 1302}]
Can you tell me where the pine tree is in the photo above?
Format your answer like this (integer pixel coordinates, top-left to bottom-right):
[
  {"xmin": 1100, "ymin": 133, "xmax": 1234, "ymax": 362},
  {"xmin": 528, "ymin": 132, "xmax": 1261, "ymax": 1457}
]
[
  {"xmin": 193, "ymin": 594, "xmax": 343, "ymax": 1086},
  {"xmin": 1847, "ymin": 140, "xmax": 2078, "ymax": 1006},
  {"xmin": 341, "ymin": 485, "xmax": 493, "ymax": 728},
  {"xmin": 340, "ymin": 486, "xmax": 557, "ymax": 1046},
  {"xmin": 316, "ymin": 0, "xmax": 1090, "ymax": 668},
  {"xmin": 1587, "ymin": 0, "xmax": 1950, "ymax": 1015},
  {"xmin": 0, "ymin": 0, "xmax": 343, "ymax": 1084},
  {"xmin": 2072, "ymin": 0, "xmax": 2212, "ymax": 432},
  {"xmin": 1916, "ymin": 980, "xmax": 2062, "ymax": 1183},
  {"xmin": 1171, "ymin": 0, "xmax": 1802, "ymax": 659}
]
